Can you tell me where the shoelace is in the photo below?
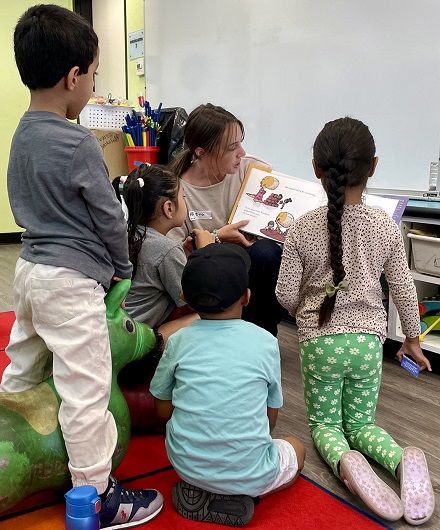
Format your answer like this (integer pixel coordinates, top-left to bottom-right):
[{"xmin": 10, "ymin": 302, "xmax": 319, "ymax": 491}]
[{"xmin": 118, "ymin": 486, "xmax": 153, "ymax": 502}]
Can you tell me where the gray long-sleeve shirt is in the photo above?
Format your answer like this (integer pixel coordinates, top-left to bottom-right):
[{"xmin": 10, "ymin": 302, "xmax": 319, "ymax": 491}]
[
  {"xmin": 124, "ymin": 226, "xmax": 187, "ymax": 328},
  {"xmin": 8, "ymin": 111, "xmax": 132, "ymax": 288}
]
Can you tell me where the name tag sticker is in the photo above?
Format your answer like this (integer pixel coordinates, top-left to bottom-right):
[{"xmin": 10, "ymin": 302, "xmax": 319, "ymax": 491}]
[
  {"xmin": 189, "ymin": 210, "xmax": 213, "ymax": 221},
  {"xmin": 400, "ymin": 355, "xmax": 420, "ymax": 377}
]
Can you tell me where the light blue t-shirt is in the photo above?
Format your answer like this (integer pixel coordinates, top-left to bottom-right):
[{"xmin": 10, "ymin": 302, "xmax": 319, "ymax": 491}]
[{"xmin": 150, "ymin": 319, "xmax": 283, "ymax": 496}]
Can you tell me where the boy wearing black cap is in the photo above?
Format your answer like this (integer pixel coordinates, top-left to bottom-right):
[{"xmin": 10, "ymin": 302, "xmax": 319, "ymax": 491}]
[{"xmin": 150, "ymin": 243, "xmax": 305, "ymax": 526}]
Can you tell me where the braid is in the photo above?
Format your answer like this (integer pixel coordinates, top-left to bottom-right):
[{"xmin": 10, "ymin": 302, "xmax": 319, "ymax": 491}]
[
  {"xmin": 314, "ymin": 117, "xmax": 376, "ymax": 327},
  {"xmin": 319, "ymin": 168, "xmax": 347, "ymax": 326}
]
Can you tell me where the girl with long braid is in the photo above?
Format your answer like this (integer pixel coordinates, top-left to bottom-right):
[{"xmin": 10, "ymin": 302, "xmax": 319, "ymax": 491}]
[{"xmin": 276, "ymin": 118, "xmax": 434, "ymax": 525}]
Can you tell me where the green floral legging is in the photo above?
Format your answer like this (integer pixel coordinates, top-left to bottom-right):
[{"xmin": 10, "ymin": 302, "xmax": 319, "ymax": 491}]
[{"xmin": 300, "ymin": 333, "xmax": 402, "ymax": 478}]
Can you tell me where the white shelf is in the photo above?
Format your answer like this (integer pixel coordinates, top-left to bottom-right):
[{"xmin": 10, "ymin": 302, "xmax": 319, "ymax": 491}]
[
  {"xmin": 387, "ymin": 215, "xmax": 440, "ymax": 355},
  {"xmin": 388, "ymin": 294, "xmax": 440, "ymax": 354},
  {"xmin": 411, "ymin": 270, "xmax": 440, "ymax": 285},
  {"xmin": 390, "ymin": 330, "xmax": 440, "ymax": 354},
  {"xmin": 419, "ymin": 336, "xmax": 440, "ymax": 354}
]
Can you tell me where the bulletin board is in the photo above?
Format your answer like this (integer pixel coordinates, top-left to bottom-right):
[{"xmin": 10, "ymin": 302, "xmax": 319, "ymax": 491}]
[{"xmin": 144, "ymin": 0, "xmax": 440, "ymax": 192}]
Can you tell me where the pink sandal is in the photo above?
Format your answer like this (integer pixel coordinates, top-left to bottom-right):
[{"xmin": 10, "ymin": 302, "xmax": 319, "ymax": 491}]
[
  {"xmin": 400, "ymin": 447, "xmax": 435, "ymax": 525},
  {"xmin": 340, "ymin": 450, "xmax": 403, "ymax": 521}
]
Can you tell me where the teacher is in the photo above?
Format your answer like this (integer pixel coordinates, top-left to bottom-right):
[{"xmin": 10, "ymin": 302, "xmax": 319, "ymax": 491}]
[{"xmin": 168, "ymin": 103, "xmax": 283, "ymax": 336}]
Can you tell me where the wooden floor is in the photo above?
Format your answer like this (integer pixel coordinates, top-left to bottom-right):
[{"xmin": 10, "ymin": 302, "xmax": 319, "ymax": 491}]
[
  {"xmin": 276, "ymin": 323, "xmax": 439, "ymax": 529},
  {"xmin": 0, "ymin": 243, "xmax": 438, "ymax": 528}
]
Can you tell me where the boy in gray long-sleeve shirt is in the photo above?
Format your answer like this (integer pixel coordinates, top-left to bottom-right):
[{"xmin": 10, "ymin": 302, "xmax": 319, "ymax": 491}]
[{"xmin": 1, "ymin": 5, "xmax": 163, "ymax": 528}]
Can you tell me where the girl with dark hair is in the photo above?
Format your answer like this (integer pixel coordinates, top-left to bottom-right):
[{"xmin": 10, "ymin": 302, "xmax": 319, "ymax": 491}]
[
  {"xmin": 276, "ymin": 117, "xmax": 434, "ymax": 525},
  {"xmin": 113, "ymin": 164, "xmax": 213, "ymax": 348},
  {"xmin": 169, "ymin": 103, "xmax": 283, "ymax": 337}
]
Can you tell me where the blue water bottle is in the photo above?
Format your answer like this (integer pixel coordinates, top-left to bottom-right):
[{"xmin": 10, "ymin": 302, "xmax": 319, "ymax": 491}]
[{"xmin": 65, "ymin": 485, "xmax": 101, "ymax": 530}]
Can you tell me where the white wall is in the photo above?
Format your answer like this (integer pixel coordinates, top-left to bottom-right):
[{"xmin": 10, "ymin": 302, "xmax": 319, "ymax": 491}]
[
  {"xmin": 93, "ymin": 0, "xmax": 126, "ymax": 99},
  {"xmin": 144, "ymin": 0, "xmax": 440, "ymax": 192}
]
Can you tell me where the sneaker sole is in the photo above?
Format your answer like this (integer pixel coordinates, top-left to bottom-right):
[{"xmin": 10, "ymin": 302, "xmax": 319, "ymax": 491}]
[
  {"xmin": 401, "ymin": 447, "xmax": 435, "ymax": 525},
  {"xmin": 340, "ymin": 450, "xmax": 403, "ymax": 521},
  {"xmin": 172, "ymin": 481, "xmax": 254, "ymax": 527}
]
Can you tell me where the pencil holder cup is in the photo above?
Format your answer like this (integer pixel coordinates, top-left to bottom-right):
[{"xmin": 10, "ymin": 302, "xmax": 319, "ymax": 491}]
[
  {"xmin": 65, "ymin": 485, "xmax": 100, "ymax": 530},
  {"xmin": 125, "ymin": 146, "xmax": 160, "ymax": 172}
]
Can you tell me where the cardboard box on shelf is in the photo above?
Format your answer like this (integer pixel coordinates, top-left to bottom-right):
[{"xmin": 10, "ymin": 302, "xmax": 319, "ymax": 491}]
[{"xmin": 91, "ymin": 129, "xmax": 128, "ymax": 181}]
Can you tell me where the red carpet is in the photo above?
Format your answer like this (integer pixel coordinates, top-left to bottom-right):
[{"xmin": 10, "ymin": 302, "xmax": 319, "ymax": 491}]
[
  {"xmin": 0, "ymin": 312, "xmax": 15, "ymax": 352},
  {"xmin": 0, "ymin": 312, "xmax": 392, "ymax": 529}
]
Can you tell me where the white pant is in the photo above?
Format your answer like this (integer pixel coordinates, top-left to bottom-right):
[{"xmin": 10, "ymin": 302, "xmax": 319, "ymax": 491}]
[{"xmin": 1, "ymin": 259, "xmax": 117, "ymax": 493}]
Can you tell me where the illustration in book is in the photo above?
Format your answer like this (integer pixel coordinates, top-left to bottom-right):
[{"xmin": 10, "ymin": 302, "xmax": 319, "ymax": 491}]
[{"xmin": 229, "ymin": 165, "xmax": 325, "ymax": 243}]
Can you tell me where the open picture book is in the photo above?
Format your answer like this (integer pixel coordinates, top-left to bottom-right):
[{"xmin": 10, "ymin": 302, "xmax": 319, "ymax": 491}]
[{"xmin": 228, "ymin": 165, "xmax": 409, "ymax": 244}]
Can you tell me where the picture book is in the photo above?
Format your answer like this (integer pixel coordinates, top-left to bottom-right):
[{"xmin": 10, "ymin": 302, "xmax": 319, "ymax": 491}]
[
  {"xmin": 228, "ymin": 165, "xmax": 326, "ymax": 243},
  {"xmin": 228, "ymin": 164, "xmax": 409, "ymax": 243},
  {"xmin": 363, "ymin": 194, "xmax": 409, "ymax": 224}
]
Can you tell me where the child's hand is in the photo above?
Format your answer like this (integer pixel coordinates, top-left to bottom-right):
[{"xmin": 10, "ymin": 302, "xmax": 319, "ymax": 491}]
[
  {"xmin": 191, "ymin": 229, "xmax": 215, "ymax": 249},
  {"xmin": 243, "ymin": 232, "xmax": 258, "ymax": 244},
  {"xmin": 396, "ymin": 337, "xmax": 432, "ymax": 372},
  {"xmin": 110, "ymin": 276, "xmax": 126, "ymax": 308},
  {"xmin": 217, "ymin": 221, "xmax": 253, "ymax": 248},
  {"xmin": 182, "ymin": 236, "xmax": 194, "ymax": 256}
]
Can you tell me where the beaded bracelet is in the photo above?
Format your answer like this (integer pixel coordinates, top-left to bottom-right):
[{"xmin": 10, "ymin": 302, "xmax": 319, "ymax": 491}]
[{"xmin": 213, "ymin": 229, "xmax": 222, "ymax": 244}]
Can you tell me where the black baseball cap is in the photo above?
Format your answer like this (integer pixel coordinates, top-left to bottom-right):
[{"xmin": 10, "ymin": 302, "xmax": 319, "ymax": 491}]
[{"xmin": 182, "ymin": 243, "xmax": 251, "ymax": 313}]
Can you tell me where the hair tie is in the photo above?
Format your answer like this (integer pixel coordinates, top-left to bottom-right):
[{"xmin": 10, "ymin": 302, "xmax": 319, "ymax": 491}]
[
  {"xmin": 325, "ymin": 279, "xmax": 349, "ymax": 298},
  {"xmin": 137, "ymin": 178, "xmax": 145, "ymax": 188},
  {"xmin": 118, "ymin": 175, "xmax": 128, "ymax": 192}
]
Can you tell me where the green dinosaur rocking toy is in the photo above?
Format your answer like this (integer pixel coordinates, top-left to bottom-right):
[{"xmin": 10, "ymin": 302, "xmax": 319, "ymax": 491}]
[{"xmin": 0, "ymin": 279, "xmax": 156, "ymax": 514}]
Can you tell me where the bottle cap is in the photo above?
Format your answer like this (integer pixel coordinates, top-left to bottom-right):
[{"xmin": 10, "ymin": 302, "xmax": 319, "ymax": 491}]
[{"xmin": 65, "ymin": 485, "xmax": 101, "ymax": 517}]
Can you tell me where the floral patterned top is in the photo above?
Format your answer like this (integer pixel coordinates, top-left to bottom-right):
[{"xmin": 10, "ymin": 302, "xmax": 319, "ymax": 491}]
[{"xmin": 276, "ymin": 204, "xmax": 420, "ymax": 343}]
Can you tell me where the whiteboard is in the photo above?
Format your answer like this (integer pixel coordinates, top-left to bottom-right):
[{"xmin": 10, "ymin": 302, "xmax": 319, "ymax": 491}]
[{"xmin": 144, "ymin": 0, "xmax": 440, "ymax": 191}]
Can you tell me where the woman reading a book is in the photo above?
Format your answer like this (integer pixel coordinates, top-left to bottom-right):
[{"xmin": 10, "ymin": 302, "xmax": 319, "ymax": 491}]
[{"xmin": 168, "ymin": 103, "xmax": 283, "ymax": 336}]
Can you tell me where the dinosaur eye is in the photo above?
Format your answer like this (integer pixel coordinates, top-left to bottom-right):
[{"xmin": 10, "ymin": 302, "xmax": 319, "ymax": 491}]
[{"xmin": 123, "ymin": 317, "xmax": 135, "ymax": 334}]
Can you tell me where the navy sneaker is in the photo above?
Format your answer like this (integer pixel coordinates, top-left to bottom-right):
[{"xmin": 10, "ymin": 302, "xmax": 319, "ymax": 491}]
[
  {"xmin": 99, "ymin": 476, "xmax": 163, "ymax": 528},
  {"xmin": 172, "ymin": 480, "xmax": 254, "ymax": 526}
]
